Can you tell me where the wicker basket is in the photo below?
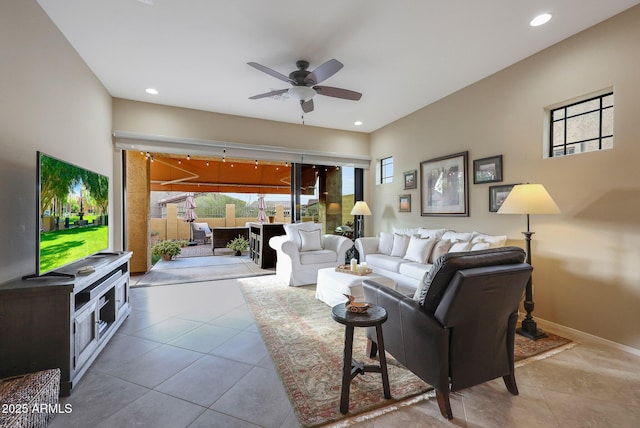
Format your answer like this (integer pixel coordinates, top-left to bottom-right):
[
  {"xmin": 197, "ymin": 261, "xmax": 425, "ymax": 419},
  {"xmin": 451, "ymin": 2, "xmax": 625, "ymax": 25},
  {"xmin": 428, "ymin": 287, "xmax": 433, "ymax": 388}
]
[{"xmin": 0, "ymin": 368, "xmax": 61, "ymax": 428}]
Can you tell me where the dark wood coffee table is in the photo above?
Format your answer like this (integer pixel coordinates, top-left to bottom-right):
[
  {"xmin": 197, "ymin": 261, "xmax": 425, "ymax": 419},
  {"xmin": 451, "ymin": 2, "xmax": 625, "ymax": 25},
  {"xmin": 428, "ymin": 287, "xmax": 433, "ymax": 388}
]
[{"xmin": 331, "ymin": 303, "xmax": 391, "ymax": 414}]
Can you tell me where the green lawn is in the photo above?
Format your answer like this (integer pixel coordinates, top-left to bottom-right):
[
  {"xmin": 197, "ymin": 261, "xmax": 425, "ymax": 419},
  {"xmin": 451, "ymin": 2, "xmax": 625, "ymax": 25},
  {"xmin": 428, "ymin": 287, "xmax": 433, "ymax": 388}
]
[{"xmin": 40, "ymin": 225, "xmax": 108, "ymax": 273}]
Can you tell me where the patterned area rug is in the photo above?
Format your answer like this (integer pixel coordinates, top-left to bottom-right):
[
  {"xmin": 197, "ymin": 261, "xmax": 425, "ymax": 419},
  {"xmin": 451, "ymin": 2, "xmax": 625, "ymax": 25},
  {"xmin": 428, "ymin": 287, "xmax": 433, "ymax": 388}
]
[{"xmin": 238, "ymin": 275, "xmax": 572, "ymax": 427}]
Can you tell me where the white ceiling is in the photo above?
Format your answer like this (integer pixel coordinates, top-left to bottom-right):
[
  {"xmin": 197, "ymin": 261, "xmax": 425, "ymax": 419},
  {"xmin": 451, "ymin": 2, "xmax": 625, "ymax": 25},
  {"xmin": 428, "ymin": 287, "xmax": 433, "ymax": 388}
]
[{"xmin": 37, "ymin": 0, "xmax": 639, "ymax": 133}]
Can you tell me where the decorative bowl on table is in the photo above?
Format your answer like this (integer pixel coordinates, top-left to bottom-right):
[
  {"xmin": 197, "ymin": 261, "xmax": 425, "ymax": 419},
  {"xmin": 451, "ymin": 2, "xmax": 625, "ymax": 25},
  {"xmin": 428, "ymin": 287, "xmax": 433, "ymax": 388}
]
[{"xmin": 343, "ymin": 294, "xmax": 371, "ymax": 313}]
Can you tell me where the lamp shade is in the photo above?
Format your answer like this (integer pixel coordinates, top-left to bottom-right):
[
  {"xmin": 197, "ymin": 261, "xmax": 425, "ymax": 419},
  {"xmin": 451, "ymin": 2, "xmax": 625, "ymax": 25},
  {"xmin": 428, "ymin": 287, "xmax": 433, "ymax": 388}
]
[
  {"xmin": 350, "ymin": 201, "xmax": 372, "ymax": 216},
  {"xmin": 497, "ymin": 184, "xmax": 560, "ymax": 215}
]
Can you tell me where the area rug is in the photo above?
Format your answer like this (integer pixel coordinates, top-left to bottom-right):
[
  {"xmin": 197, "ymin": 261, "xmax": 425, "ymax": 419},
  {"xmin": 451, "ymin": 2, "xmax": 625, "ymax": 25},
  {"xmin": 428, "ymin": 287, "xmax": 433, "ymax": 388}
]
[{"xmin": 238, "ymin": 275, "xmax": 572, "ymax": 427}]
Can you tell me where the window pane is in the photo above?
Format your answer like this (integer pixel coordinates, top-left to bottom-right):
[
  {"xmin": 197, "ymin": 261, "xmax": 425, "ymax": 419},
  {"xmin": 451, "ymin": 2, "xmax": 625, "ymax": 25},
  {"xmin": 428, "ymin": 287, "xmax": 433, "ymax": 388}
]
[
  {"xmin": 567, "ymin": 99, "xmax": 599, "ymax": 116},
  {"xmin": 552, "ymin": 109, "xmax": 565, "ymax": 120},
  {"xmin": 602, "ymin": 94, "xmax": 614, "ymax": 108},
  {"xmin": 602, "ymin": 108, "xmax": 614, "ymax": 136},
  {"xmin": 566, "ymin": 111, "xmax": 599, "ymax": 143},
  {"xmin": 553, "ymin": 121, "xmax": 565, "ymax": 144}
]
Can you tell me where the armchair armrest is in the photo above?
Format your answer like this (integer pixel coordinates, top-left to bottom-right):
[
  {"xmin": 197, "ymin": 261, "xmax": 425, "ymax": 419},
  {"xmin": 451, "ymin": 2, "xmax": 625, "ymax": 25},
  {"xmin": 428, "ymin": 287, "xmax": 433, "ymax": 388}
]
[
  {"xmin": 355, "ymin": 237, "xmax": 379, "ymax": 261},
  {"xmin": 269, "ymin": 235, "xmax": 301, "ymax": 267},
  {"xmin": 323, "ymin": 234, "xmax": 352, "ymax": 262}
]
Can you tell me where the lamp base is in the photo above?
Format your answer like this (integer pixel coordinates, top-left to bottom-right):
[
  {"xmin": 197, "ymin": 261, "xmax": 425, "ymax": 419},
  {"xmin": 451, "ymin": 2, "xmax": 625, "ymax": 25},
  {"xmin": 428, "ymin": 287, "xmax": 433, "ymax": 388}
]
[{"xmin": 516, "ymin": 319, "xmax": 547, "ymax": 340}]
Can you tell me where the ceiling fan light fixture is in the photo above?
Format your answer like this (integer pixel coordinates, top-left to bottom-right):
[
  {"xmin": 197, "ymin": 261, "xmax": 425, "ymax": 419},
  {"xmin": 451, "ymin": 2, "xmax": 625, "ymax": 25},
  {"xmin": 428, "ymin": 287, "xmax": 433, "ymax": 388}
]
[{"xmin": 288, "ymin": 86, "xmax": 316, "ymax": 102}]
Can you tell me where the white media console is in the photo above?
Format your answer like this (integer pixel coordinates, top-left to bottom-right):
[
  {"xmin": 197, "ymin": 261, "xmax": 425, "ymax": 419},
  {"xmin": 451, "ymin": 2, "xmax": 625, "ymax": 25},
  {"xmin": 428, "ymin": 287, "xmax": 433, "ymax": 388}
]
[{"xmin": 0, "ymin": 251, "xmax": 132, "ymax": 395}]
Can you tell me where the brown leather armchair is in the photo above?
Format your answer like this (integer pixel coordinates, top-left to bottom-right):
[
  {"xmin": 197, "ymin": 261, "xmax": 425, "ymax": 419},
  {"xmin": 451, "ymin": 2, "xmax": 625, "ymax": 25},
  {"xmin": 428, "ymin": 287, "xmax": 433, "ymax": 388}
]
[{"xmin": 362, "ymin": 247, "xmax": 532, "ymax": 420}]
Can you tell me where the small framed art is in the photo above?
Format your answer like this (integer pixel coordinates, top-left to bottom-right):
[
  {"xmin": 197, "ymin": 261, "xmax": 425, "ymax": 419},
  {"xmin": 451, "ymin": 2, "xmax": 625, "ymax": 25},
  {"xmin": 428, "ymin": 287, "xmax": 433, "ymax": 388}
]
[
  {"xmin": 473, "ymin": 155, "xmax": 503, "ymax": 184},
  {"xmin": 489, "ymin": 183, "xmax": 518, "ymax": 212},
  {"xmin": 399, "ymin": 194, "xmax": 411, "ymax": 212},
  {"xmin": 403, "ymin": 170, "xmax": 417, "ymax": 189}
]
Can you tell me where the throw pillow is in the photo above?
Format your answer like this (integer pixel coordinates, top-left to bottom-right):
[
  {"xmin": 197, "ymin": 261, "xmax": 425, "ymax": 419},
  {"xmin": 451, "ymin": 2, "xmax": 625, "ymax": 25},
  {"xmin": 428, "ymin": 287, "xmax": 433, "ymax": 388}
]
[
  {"xmin": 428, "ymin": 239, "xmax": 452, "ymax": 263},
  {"xmin": 283, "ymin": 222, "xmax": 322, "ymax": 250},
  {"xmin": 403, "ymin": 235, "xmax": 436, "ymax": 263},
  {"xmin": 378, "ymin": 232, "xmax": 393, "ymax": 255},
  {"xmin": 393, "ymin": 226, "xmax": 419, "ymax": 236},
  {"xmin": 390, "ymin": 233, "xmax": 411, "ymax": 257},
  {"xmin": 441, "ymin": 231, "xmax": 473, "ymax": 243},
  {"xmin": 471, "ymin": 232, "xmax": 507, "ymax": 248},
  {"xmin": 417, "ymin": 228, "xmax": 448, "ymax": 240},
  {"xmin": 470, "ymin": 242, "xmax": 490, "ymax": 251},
  {"xmin": 298, "ymin": 229, "xmax": 323, "ymax": 252},
  {"xmin": 449, "ymin": 241, "xmax": 472, "ymax": 252}
]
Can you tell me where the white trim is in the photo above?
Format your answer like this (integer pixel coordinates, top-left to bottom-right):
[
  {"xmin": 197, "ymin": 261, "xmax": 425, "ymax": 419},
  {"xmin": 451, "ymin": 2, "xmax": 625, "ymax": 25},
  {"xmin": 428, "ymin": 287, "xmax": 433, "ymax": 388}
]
[
  {"xmin": 535, "ymin": 317, "xmax": 640, "ymax": 357},
  {"xmin": 113, "ymin": 131, "xmax": 371, "ymax": 169}
]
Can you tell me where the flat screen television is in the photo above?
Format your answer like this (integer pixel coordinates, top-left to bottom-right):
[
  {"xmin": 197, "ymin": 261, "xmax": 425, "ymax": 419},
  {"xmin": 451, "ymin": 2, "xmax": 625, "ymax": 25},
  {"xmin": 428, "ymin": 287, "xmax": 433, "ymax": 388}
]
[{"xmin": 35, "ymin": 151, "xmax": 109, "ymax": 276}]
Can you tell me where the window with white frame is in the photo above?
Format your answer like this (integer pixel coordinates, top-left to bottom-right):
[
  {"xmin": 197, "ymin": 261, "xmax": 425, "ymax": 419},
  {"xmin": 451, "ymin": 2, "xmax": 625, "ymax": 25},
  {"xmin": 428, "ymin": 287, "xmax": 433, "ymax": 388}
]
[{"xmin": 548, "ymin": 92, "xmax": 613, "ymax": 158}]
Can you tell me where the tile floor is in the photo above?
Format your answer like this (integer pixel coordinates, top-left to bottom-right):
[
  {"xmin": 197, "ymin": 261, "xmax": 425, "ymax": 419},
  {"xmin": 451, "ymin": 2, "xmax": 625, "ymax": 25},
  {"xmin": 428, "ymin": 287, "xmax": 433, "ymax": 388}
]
[{"xmin": 50, "ymin": 277, "xmax": 640, "ymax": 428}]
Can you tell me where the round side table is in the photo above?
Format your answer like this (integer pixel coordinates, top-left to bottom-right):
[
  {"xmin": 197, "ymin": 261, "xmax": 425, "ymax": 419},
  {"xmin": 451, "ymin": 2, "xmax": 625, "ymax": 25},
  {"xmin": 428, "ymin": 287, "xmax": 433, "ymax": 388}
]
[{"xmin": 331, "ymin": 303, "xmax": 391, "ymax": 414}]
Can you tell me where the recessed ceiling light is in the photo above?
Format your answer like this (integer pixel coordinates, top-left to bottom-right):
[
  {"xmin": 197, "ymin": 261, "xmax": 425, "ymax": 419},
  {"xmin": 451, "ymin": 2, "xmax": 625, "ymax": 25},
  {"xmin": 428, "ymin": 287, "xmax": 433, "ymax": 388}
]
[
  {"xmin": 145, "ymin": 88, "xmax": 159, "ymax": 95},
  {"xmin": 530, "ymin": 13, "xmax": 552, "ymax": 27},
  {"xmin": 354, "ymin": 121, "xmax": 363, "ymax": 126}
]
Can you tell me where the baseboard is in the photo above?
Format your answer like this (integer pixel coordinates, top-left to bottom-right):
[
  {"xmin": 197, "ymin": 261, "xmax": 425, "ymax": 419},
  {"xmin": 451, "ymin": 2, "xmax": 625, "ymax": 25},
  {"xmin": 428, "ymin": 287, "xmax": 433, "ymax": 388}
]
[{"xmin": 533, "ymin": 316, "xmax": 640, "ymax": 357}]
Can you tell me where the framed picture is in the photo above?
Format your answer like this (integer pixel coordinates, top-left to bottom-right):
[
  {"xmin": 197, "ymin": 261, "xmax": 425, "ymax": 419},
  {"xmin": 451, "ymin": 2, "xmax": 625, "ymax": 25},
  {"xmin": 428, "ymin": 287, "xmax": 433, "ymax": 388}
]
[
  {"xmin": 473, "ymin": 155, "xmax": 503, "ymax": 184},
  {"xmin": 489, "ymin": 183, "xmax": 518, "ymax": 212},
  {"xmin": 403, "ymin": 170, "xmax": 417, "ymax": 190},
  {"xmin": 399, "ymin": 194, "xmax": 411, "ymax": 212},
  {"xmin": 420, "ymin": 151, "xmax": 469, "ymax": 216}
]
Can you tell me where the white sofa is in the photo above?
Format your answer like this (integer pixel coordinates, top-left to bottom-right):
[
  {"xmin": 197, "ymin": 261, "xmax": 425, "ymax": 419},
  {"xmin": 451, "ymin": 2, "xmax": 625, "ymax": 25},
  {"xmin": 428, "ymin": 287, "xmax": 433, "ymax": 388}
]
[
  {"xmin": 355, "ymin": 227, "xmax": 507, "ymax": 296},
  {"xmin": 269, "ymin": 222, "xmax": 352, "ymax": 286}
]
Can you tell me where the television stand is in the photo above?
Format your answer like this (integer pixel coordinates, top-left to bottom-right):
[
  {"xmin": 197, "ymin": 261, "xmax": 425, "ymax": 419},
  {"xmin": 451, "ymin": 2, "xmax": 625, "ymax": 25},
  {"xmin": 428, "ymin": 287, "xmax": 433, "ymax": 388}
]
[{"xmin": 0, "ymin": 251, "xmax": 132, "ymax": 396}]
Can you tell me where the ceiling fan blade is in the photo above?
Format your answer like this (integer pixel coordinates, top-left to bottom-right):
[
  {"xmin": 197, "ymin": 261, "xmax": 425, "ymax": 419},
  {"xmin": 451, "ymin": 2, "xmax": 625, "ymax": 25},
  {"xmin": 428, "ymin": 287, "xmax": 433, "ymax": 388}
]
[
  {"xmin": 247, "ymin": 62, "xmax": 292, "ymax": 84},
  {"xmin": 314, "ymin": 86, "xmax": 362, "ymax": 101},
  {"xmin": 301, "ymin": 99, "xmax": 314, "ymax": 113},
  {"xmin": 249, "ymin": 88, "xmax": 289, "ymax": 100},
  {"xmin": 306, "ymin": 59, "xmax": 343, "ymax": 85}
]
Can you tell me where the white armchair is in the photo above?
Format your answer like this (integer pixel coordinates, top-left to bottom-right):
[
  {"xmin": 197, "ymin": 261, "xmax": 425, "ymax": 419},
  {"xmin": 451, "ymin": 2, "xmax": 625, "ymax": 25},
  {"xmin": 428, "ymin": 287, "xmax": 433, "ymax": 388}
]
[{"xmin": 269, "ymin": 223, "xmax": 352, "ymax": 286}]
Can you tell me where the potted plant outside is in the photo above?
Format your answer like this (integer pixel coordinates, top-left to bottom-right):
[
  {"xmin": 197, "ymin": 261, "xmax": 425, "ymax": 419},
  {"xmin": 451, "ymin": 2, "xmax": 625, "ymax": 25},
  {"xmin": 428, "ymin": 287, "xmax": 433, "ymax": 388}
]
[
  {"xmin": 227, "ymin": 235, "xmax": 250, "ymax": 256},
  {"xmin": 151, "ymin": 240, "xmax": 182, "ymax": 261}
]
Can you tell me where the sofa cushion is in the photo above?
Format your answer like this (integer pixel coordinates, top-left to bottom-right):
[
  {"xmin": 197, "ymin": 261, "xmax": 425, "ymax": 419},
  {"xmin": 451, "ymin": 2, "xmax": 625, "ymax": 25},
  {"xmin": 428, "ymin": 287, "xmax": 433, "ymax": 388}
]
[
  {"xmin": 284, "ymin": 222, "xmax": 322, "ymax": 250},
  {"xmin": 299, "ymin": 249, "xmax": 337, "ymax": 265},
  {"xmin": 366, "ymin": 253, "xmax": 407, "ymax": 273},
  {"xmin": 399, "ymin": 261, "xmax": 433, "ymax": 281},
  {"xmin": 299, "ymin": 229, "xmax": 322, "ymax": 252},
  {"xmin": 416, "ymin": 247, "xmax": 526, "ymax": 312},
  {"xmin": 429, "ymin": 239, "xmax": 452, "ymax": 263},
  {"xmin": 378, "ymin": 232, "xmax": 394, "ymax": 255},
  {"xmin": 403, "ymin": 235, "xmax": 436, "ymax": 263},
  {"xmin": 390, "ymin": 233, "xmax": 411, "ymax": 257}
]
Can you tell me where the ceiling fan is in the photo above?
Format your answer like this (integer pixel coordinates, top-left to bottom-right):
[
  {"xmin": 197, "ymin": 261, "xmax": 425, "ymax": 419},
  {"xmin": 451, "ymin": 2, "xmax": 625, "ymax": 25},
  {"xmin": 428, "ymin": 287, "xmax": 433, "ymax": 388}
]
[{"xmin": 247, "ymin": 59, "xmax": 362, "ymax": 113}]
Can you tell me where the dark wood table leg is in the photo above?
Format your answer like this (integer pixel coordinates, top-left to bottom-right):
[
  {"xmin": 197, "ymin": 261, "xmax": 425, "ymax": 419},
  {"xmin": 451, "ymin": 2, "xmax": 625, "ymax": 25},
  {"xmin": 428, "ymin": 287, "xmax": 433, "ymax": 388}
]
[
  {"xmin": 340, "ymin": 325, "xmax": 355, "ymax": 414},
  {"xmin": 375, "ymin": 323, "xmax": 391, "ymax": 399}
]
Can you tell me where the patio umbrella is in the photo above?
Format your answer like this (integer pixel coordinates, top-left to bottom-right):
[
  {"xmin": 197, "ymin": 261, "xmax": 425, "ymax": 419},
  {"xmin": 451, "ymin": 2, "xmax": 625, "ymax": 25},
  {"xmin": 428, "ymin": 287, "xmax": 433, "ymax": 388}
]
[
  {"xmin": 183, "ymin": 193, "xmax": 198, "ymax": 245},
  {"xmin": 257, "ymin": 194, "xmax": 267, "ymax": 222}
]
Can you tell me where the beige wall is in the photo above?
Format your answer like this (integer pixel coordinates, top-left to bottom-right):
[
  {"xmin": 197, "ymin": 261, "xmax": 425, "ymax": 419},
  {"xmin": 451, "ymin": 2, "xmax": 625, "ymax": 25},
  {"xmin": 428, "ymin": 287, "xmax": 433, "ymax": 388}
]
[
  {"xmin": 369, "ymin": 6, "xmax": 640, "ymax": 350},
  {"xmin": 0, "ymin": 0, "xmax": 114, "ymax": 282},
  {"xmin": 112, "ymin": 98, "xmax": 370, "ymax": 158}
]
